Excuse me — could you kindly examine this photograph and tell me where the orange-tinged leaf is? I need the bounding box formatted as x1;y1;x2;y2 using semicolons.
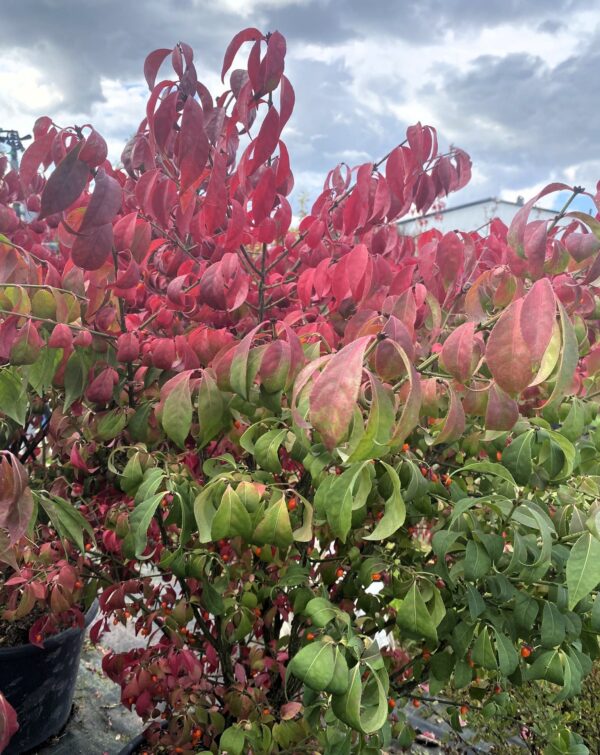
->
309;336;371;450
520;279;555;364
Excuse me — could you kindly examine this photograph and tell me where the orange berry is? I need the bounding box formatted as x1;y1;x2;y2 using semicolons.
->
306;632;315;641
496;451;502;461
520;645;532;658
34;633;43;643
85;543;92;551
494;684;501;694
222;553;230;562
402;443;410;452
420;466;428;477
460;704;469;716
253;607;261;617
74;580;84;589
388;697;396;708
431;473;439;483
422;649;431;661
371;572;382;582
336;567;344;578
253;546;262;556
287;498;297;511
443;474;452;487
412;699;421;708
263;708;270;715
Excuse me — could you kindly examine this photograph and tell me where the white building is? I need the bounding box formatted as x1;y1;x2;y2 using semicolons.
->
398;197;557;236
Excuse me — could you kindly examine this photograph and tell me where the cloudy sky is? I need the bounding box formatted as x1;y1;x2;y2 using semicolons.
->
1;0;598;214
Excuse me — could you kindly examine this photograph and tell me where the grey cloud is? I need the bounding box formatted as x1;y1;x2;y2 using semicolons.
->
420;40;600;197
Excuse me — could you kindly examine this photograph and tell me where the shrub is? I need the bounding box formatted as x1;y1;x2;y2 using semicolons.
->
1;27;600;754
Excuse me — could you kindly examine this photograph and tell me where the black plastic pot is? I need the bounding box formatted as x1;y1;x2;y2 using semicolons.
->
0;600;98;754
118;731;146;755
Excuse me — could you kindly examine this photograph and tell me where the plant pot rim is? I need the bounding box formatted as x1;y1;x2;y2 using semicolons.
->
0;598;98;659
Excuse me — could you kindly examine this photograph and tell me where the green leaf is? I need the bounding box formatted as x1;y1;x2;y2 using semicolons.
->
128;492;165;558
162;373;193;448
39;495;94;552
194;487;218;543
471;626;497;670
219;726;245;755
120;453;145;496
493;630;519;676
28;347;62;396
560;399;585;442
464;541;492;581
304;597;339;628
331;662;389;735
198;370;227;447
288;640;336;691
0;368;27;424
315;463;371;543
346;374;394;462
460;461;517;489
364;462;405;540
63;351;88;412
523;649;564;685
566;532;600;610
502;430;534;485
254;428;288;473
96;409;128;441
325;648;350;695
211;485;252;541
252;494;293;549
541;602;566;648
396;582;438;643
541;428;577;480
542;300;579;411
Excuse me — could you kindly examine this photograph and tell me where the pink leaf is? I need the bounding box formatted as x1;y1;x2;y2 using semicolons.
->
440;322;478;384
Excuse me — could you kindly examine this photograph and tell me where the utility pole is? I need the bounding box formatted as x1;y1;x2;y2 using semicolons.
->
0;128;31;170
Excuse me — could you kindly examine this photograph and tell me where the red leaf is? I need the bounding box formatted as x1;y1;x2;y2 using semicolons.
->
39;143;89;219
0;692;19;752
259;30;286;95
485;382;519;431
507;182;571;257
221;27;263;82
523;220;548;279
440;321;479;383
309;336;371;450
520;279;555;364
279;75;295;129
79;128;108;168
433;384;465;445
144;48;172;89
71;169;121;270
178;96;209;194
80;169;122;231
485;299;533;394
251;107;281;171
202;151;228;234
0;451;34;545
19;131;55;188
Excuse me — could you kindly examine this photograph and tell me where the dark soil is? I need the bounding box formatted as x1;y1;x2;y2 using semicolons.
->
0;605;46;648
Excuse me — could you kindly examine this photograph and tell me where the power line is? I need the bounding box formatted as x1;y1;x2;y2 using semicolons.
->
0;128;32;170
